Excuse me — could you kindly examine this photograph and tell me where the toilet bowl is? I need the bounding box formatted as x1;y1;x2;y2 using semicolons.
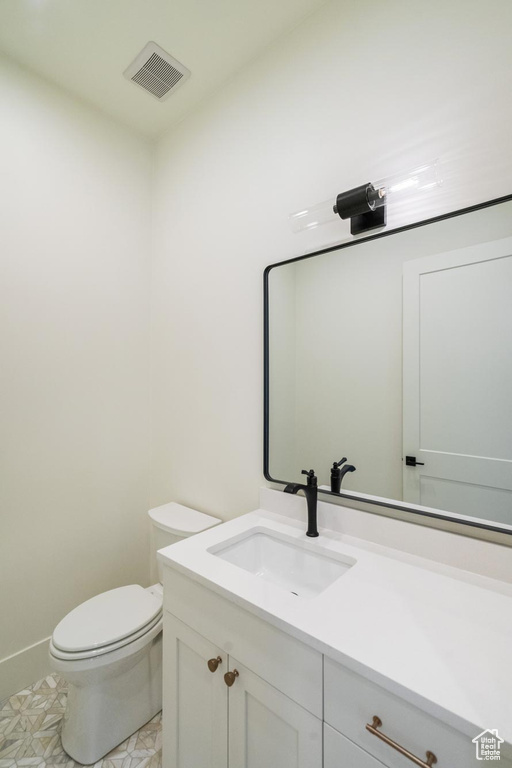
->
49;503;220;765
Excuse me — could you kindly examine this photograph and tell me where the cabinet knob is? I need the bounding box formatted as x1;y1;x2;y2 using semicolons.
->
207;656;222;673
224;669;239;687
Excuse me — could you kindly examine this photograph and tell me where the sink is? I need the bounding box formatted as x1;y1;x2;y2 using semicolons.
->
208;528;355;598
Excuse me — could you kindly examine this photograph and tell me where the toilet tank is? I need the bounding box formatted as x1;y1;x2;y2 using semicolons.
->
148;502;221;583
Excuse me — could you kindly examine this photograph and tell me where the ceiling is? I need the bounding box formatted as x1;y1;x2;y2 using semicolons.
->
0;0;327;138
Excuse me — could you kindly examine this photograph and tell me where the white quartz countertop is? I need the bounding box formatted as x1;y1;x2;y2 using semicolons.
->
158;504;512;747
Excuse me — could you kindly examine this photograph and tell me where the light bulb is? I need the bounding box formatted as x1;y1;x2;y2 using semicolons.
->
370;160;442;209
289;198;337;234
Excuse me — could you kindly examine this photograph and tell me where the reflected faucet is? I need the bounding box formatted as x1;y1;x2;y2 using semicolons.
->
284;469;318;537
330;458;356;493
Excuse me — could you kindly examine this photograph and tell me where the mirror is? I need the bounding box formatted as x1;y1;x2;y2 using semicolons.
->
264;196;512;534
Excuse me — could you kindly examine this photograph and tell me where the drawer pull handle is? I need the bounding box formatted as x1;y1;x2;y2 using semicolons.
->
224;669;239;687
366;715;437;768
207;656;222;673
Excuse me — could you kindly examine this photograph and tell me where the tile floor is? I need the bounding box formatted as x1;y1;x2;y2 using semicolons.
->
0;675;161;768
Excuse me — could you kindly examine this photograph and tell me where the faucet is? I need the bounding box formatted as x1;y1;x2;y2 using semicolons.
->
330;458;356;493
284;469;319;537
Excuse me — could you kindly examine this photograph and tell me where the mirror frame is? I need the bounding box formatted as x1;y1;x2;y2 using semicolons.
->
264;193;512;536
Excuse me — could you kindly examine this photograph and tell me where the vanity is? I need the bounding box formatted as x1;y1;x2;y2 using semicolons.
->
159;195;512;767
159;488;512;768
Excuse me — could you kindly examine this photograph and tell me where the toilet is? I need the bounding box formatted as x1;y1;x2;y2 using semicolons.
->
49;502;220;765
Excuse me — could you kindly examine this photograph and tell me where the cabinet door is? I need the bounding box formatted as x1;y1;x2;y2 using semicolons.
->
163;613;228;768
324;723;386;768
227;658;322;768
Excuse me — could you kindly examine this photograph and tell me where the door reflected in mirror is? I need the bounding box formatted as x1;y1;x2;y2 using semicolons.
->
265;196;512;533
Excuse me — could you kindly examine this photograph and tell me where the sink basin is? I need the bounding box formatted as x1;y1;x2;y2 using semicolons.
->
208;529;355;598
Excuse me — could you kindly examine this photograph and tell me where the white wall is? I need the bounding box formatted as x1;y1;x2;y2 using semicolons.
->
0;57;152;699
151;0;512;519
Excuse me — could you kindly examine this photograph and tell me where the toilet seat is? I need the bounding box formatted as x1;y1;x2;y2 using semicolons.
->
49;612;163;661
51;585;162;660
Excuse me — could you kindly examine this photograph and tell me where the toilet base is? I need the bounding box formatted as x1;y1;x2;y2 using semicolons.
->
58;632;162;765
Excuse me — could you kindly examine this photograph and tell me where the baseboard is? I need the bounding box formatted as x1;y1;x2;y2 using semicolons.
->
0;636;53;702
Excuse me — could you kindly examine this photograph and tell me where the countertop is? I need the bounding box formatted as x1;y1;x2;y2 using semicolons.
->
158;503;512;748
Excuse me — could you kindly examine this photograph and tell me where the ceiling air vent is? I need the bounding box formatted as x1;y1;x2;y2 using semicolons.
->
123;42;191;102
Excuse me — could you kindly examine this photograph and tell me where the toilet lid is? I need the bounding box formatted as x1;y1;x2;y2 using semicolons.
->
52;585;162;653
148;502;221;535
49;612;162;661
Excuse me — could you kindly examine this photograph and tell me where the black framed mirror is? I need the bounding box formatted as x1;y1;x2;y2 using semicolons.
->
264;195;512;535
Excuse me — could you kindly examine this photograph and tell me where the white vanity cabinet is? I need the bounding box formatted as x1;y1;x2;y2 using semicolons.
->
162;568;323;768
162;564;511;768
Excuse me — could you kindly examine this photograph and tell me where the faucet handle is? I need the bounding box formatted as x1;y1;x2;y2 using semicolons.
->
301;469;317;486
333;458;347;468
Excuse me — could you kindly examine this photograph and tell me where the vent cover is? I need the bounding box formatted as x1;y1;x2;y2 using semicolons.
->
124;42;190;102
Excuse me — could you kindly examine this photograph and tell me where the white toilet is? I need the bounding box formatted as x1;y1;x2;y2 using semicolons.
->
49;502;220;765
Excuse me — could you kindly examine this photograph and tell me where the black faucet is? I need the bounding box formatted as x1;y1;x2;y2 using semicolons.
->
284;469;319;537
330;458;356;493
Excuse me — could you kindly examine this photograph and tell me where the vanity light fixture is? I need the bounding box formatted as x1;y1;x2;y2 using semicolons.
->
290;160;442;236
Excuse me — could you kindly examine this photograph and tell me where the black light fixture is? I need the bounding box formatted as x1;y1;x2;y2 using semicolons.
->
290;160;441;236
332;182;387;235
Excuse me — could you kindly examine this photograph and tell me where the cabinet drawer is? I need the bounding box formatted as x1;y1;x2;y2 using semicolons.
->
325;723;386;768
324;657;489;768
163;566;322;717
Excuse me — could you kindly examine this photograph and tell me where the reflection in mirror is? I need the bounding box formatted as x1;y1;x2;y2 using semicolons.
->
265;197;512;531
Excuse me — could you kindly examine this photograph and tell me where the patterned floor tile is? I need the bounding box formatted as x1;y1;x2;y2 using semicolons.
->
0;676;161;768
